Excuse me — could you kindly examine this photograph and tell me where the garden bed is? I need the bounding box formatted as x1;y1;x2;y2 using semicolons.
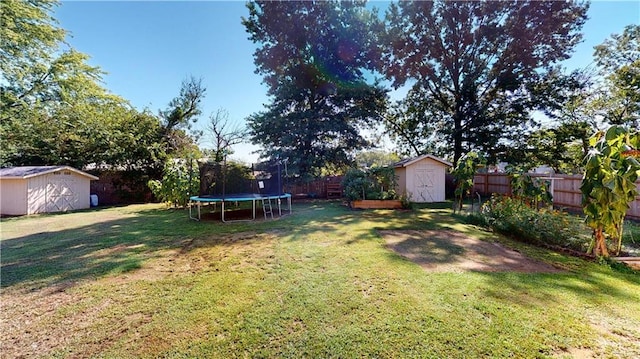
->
351;199;403;209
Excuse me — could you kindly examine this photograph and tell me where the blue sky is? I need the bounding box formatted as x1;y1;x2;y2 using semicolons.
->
55;1;640;163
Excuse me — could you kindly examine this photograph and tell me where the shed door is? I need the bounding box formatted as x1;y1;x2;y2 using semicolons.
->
46;172;78;212
414;168;436;202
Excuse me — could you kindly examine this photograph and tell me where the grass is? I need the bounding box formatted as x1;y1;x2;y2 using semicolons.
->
1;201;639;358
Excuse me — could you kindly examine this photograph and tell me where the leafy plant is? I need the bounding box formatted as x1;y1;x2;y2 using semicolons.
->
476;195;590;252
581;126;640;257
148;157;200;208
509;172;553;210
342;167;398;202
452;151;484;212
400;192;414;210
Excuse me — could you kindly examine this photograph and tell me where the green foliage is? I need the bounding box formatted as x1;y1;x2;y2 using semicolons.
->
476;195;590;251
0;0;115;121
581;126;640;257
594;24;640;127
452;151;484;212
243;1;388;178
381;0;589;164
1;100;166;170
148;158;200;208
509;171;553;210
510;119;592;175
399;192;414;210
342;167;398;201
354;150;400;169
159;76;206;155
0;0;177;172
198;160;253;196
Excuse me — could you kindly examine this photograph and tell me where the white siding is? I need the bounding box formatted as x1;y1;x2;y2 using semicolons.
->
27;171;91;214
0;179;28;215
395;157;448;203
395;167;407;197
27;174;48;214
1;166;95;216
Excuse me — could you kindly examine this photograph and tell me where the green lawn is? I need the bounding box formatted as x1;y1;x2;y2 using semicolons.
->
1;201;639;358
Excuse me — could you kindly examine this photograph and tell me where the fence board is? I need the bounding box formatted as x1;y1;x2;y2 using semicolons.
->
286;176;343;199
473;173;640;220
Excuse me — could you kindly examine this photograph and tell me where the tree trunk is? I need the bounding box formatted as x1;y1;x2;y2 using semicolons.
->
453;114;463;167
592;227;609;257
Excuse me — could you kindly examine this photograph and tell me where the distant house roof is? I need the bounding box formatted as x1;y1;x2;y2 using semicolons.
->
393;154;453;168
0;166;99;180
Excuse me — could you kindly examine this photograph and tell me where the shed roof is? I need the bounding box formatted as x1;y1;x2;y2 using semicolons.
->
0;166;99;180
393;154;452;168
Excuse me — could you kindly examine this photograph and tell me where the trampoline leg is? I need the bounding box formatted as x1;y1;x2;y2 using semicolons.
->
189;201;200;221
278;198;282;216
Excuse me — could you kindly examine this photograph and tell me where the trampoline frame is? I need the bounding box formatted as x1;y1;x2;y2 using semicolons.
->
189;193;292;222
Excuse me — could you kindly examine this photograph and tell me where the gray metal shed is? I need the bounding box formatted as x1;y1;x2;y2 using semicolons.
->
0;166;99;215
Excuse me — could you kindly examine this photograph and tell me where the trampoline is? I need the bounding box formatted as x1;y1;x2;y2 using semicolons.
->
189;193;292;222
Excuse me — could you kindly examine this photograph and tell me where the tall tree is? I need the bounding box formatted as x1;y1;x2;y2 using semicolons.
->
0;0;148;168
381;0;588;165
204;109;248;162
593;24;640;128
1;0;110;120
243;0;387;178
354;149;400;169
505;69;596;173
158;76;206;157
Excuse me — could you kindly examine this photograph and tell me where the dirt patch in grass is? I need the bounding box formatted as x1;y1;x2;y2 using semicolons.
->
0;230;279;359
381;230;563;273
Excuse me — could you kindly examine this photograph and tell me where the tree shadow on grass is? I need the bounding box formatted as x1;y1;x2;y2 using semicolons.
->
477;264;640;308
369;207;640;307
381;227;640;306
0;208;233;291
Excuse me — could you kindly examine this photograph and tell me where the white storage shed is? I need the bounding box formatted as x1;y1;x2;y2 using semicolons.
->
393;154;452;203
0;166;98;215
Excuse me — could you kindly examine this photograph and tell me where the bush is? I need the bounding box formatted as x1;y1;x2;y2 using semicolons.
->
400;192;414;210
342;167;398;202
148;158;200;208
472;195;590;252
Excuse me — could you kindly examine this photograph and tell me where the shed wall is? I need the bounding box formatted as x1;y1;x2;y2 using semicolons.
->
395;167;407;196
0;179;28;215
27;171;91;214
396;158;447;203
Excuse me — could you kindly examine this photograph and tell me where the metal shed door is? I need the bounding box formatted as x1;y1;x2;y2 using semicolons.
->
414;168;436;202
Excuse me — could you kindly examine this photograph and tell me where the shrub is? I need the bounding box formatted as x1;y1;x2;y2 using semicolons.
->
400;192;414;210
342;167;398;202
473;195;590;252
148;158;200;208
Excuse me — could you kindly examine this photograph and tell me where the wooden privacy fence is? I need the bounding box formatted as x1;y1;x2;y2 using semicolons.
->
286;176;344;199
473;173;640;220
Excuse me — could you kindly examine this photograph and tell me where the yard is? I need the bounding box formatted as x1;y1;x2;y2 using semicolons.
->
1;201;639;358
